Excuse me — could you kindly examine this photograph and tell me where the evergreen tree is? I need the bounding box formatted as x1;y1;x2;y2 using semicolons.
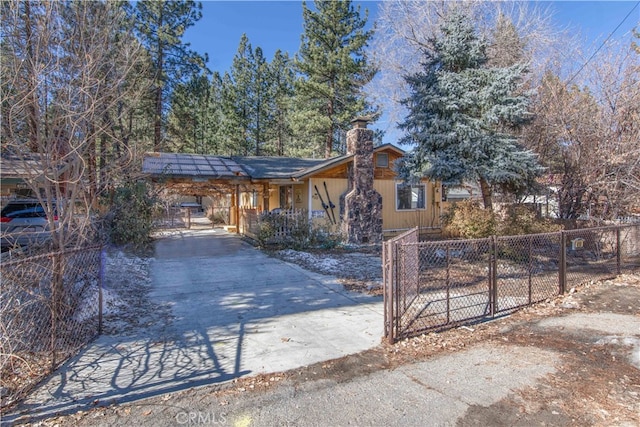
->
294;0;377;158
269;50;295;156
398;10;541;209
252;47;271;155
167;72;217;154
225;34;254;155
221;35;290;156
219;71;246;155
134;0;206;151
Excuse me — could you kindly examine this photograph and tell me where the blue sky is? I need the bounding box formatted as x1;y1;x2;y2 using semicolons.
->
182;1;639;145
185;1;640;73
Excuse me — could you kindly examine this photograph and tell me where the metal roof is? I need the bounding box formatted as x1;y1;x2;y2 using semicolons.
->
142;153;247;179
233;156;327;180
142;144;406;182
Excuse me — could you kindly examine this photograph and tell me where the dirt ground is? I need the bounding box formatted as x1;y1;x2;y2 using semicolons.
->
271;246;384;295
15;244;640;426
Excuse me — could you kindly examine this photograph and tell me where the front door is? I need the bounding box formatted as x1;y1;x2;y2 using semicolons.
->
279;185;293;210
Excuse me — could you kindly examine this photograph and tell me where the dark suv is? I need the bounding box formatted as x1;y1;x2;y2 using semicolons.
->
0;199;58;252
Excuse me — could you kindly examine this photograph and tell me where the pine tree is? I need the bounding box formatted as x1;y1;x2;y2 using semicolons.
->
399;10;541;209
221;35;291;156
134;0;206;151
225;34;254;155
269;50;295;156
294;0;377;158
167;72;216;154
252;47;271;155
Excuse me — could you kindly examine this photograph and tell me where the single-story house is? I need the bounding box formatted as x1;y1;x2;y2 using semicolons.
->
142;119;443;242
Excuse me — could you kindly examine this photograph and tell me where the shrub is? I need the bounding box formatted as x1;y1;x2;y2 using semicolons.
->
441;200;496;239
497;204;562;236
106;180;157;247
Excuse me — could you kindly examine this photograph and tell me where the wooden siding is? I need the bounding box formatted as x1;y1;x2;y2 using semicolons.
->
374;180;441;231
235;144;442;231
313;162;349;179
309;177;347;224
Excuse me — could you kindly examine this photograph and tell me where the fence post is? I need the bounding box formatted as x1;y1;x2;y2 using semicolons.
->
616;227;621;275
99;247;105;335
446;242;451;323
528;234;533;305
559;231;566;294
384;241;395;345
490;236;497;317
393;240;400;342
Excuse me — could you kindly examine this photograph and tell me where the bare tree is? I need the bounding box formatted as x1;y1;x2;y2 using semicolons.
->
585;35;640;217
1;1;148;251
523;33;639;219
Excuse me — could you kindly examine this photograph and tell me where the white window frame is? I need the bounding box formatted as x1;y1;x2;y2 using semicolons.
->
396;182;426;211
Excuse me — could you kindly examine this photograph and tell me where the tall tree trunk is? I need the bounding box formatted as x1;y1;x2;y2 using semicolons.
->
325;100;334;159
154;84;162;151
153;8;164;151
277;117;283;156
479;177;493;210
24;1;40;152
88;124;97;203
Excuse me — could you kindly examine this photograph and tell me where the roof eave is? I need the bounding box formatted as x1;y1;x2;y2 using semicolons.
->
292;155;353;180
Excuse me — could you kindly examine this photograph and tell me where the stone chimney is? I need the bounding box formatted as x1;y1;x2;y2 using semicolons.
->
340;117;383;244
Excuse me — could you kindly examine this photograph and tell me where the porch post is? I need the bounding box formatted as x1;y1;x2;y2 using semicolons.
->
263;183;270;212
235;184;240;234
308;179;313;220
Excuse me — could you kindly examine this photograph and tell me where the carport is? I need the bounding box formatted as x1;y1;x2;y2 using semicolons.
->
142;152;256;233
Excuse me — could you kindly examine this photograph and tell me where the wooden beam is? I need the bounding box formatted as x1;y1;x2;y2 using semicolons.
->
263;183;270;212
235;184;240;234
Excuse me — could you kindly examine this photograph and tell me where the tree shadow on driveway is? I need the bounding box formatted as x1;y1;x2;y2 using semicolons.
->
8;230;383;423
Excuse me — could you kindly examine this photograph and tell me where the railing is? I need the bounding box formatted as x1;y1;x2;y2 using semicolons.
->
383;224;639;344
0;246;104;410
242;209;309;244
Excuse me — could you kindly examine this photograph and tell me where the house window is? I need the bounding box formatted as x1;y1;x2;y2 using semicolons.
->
376;153;389;168
396;183;426;210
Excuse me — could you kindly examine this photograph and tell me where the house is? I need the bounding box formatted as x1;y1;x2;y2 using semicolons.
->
142;119;442;242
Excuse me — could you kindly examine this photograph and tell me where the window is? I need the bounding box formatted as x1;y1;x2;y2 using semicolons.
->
376;153;389;168
396;183;425;210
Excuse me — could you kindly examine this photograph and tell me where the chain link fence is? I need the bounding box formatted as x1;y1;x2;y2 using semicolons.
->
0;246;103;409
384;224;640;343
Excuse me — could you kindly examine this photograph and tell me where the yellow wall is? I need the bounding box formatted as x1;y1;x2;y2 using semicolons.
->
307;177;441;231
374;180;441;231
308;178;347;225
237;167;442;232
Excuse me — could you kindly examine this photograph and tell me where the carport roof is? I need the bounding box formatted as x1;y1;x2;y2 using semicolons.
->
143;152;330;181
142;153;248;179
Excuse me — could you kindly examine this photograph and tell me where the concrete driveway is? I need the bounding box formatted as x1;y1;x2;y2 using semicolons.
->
8;229;383;422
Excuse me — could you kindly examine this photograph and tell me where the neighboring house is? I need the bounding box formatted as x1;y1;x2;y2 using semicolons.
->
142;119;443;241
